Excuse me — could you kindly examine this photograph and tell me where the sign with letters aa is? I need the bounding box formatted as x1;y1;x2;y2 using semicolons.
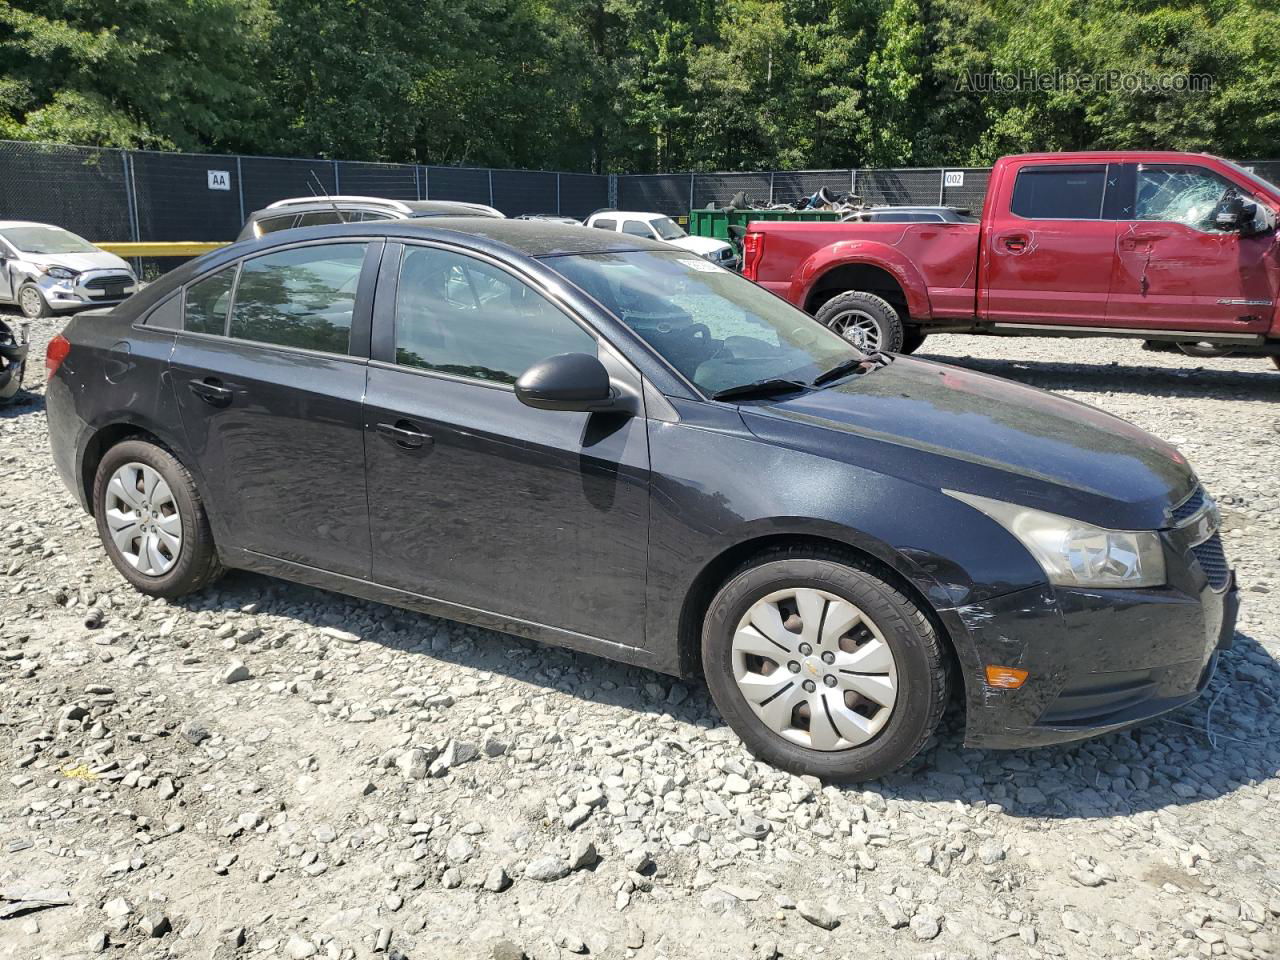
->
207;170;231;191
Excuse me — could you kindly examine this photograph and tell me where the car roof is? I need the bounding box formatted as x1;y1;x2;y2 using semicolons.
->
589;211;669;221
0;220;73;230
245;199;499;220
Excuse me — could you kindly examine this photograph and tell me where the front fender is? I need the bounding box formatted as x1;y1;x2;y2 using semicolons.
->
793;240;933;320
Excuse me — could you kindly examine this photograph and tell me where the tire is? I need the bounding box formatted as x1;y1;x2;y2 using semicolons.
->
814;291;904;354
702;547;948;781
93;439;223;598
18;283;50;319
899;326;927;354
1269;356;1279;372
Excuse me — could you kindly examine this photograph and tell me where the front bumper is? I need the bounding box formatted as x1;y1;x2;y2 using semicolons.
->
0;327;29;396
39;271;138;312
958;568;1237;750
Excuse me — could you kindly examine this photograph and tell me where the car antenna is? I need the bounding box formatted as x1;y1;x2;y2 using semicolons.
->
308;171;348;223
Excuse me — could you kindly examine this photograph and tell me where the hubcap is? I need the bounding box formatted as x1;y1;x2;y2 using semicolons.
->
731;587;899;751
103;462;182;576
826;309;882;352
20;288;42;317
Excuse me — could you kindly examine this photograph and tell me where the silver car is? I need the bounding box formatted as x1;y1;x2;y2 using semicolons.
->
0;221;139;318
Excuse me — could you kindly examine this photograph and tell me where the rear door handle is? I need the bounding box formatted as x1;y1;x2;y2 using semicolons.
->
376;420;432;450
1001;234;1028;252
188;377;233;407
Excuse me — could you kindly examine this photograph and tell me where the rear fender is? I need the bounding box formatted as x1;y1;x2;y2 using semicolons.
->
794;241;933;320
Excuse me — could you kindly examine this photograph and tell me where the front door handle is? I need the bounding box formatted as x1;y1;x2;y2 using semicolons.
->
188;377;233;407
376;420;432;450
1120;232;1163;250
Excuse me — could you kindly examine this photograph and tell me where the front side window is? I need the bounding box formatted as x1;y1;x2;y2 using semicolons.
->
1010;166;1107;220
622;220;654;238
228;243;366;353
1135;165;1239;232
545;251;857;395
0;225;98;254
394;246;596;385
184;266;237;335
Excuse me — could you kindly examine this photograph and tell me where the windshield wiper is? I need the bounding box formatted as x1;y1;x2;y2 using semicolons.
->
711;378;809;402
810;352;892;387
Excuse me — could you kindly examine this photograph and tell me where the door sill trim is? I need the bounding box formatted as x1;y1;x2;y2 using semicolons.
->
989;323;1263;343
233;548;672;675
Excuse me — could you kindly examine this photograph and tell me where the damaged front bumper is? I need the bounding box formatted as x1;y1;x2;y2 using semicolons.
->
955;570;1237;750
0;320;29;398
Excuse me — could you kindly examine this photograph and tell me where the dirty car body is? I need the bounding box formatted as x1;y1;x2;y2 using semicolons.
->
45;218;1237;753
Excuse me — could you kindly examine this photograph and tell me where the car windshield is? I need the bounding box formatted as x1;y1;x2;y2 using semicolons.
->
0;225;98;255
651;217;687;240
545;251;861;396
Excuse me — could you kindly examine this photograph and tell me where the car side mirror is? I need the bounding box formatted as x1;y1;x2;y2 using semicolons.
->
1215;196;1257;231
515;353;627;413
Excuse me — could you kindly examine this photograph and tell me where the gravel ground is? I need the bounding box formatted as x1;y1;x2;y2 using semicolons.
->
2;314;1278;960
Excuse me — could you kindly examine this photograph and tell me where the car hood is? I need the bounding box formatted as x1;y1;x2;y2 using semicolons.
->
24;251;131;273
667;235;730;256
740;356;1195;529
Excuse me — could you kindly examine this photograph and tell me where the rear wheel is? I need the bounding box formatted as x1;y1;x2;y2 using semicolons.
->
93;439;223;597
814;291;904;354
702;548;948;781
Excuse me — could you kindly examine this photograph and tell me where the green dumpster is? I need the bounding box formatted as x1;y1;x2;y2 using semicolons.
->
688;208;843;250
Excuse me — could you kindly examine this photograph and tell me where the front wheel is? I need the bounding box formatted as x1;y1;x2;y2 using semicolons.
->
93;439;223;597
702;549;949;781
18;283;50;319
814;291;904;354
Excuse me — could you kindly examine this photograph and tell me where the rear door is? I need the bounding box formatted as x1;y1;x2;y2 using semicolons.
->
169;239;381;578
363;241;651;646
982;162;1119;326
1107;162;1277;333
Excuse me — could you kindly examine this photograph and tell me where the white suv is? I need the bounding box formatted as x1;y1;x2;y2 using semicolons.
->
586;211;738;268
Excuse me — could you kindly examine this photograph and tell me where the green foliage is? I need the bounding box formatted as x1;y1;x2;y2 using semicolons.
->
0;0;1275;170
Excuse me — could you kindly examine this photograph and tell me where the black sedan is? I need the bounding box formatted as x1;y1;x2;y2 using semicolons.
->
44;219;1237;781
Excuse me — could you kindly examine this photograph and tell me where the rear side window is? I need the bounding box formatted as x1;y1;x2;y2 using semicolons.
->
593;218;616;231
228;243;367;353
184;266;237;335
622;220;653;237
1010;166;1107;219
295;210;351;227
253;215;298;236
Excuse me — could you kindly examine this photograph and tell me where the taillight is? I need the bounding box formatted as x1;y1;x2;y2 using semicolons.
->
742;232;764;281
45;334;70;380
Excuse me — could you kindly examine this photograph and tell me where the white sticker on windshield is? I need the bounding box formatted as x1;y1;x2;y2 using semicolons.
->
677;257;722;273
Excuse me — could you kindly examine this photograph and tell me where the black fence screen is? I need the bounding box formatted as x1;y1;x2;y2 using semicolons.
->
0;140;1276;271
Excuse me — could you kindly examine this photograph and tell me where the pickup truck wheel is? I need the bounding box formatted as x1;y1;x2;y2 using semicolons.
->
814;291;904;354
900;327;927;354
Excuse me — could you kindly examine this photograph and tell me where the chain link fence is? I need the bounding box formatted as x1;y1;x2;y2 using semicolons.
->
0;140;1276;261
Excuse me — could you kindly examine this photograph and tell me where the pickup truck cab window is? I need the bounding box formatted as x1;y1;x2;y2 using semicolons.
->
1135;164;1239;233
1010;165;1107;220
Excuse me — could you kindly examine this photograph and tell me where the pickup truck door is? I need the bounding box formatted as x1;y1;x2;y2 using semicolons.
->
1107;162;1277;334
981;162;1118;326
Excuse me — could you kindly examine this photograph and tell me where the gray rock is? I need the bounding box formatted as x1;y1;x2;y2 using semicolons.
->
483;866;510;892
181;722;210;745
137;914;171;938
978;841;1005;864
738;815;771;840
797;899;839;930
220;660;251;684
285;935;318;959
445;835;476;864
563;804;592;830
567;839;597;870
524;856;570;882
491;941;526;960
441;868;462;889
879;898;909;929
396;748;431;780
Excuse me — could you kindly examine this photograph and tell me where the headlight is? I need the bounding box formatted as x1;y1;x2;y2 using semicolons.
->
946;491;1166;588
42;266;78;280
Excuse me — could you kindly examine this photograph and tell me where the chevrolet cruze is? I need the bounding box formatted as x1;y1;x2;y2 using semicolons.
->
44;219;1237;780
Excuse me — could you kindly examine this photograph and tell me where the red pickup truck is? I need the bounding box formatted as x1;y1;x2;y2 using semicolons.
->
742;151;1280;366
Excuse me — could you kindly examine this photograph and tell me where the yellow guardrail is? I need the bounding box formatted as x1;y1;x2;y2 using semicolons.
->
94;242;229;257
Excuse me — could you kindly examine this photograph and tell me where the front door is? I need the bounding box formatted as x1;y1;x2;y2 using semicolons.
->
169;240;380;578
364;242;651;647
1107;163;1277;333
982;162;1118;326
